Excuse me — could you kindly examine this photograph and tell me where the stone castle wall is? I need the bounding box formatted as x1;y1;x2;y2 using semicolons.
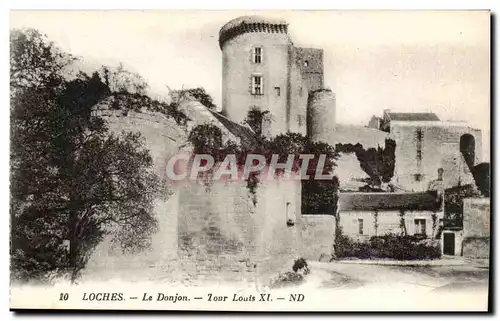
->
85;105;186;274
177;176;303;284
462;197;490;258
299;215;336;260
390;123;482;192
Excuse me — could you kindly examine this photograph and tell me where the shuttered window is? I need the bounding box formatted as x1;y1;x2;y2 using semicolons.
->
414;219;426;236
251;76;263;95
252;47;262;64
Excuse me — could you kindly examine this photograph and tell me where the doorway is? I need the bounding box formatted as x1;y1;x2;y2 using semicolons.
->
443;232;455;255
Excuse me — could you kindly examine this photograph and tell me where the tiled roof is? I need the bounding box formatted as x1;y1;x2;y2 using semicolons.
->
207;109;259;148
387;112;440;121
339;191;442;212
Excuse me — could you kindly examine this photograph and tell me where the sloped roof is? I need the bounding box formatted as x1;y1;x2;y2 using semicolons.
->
207;109;259;148
387;112;440;121
339;191;442;212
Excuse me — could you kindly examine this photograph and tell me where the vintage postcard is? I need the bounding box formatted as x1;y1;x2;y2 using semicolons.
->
9;10;491;311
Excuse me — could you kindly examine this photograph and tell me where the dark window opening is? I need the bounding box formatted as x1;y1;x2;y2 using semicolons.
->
358;219;364;235
253;47;262;64
252;76;263;95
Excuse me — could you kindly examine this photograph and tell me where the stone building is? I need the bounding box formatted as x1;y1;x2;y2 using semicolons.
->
373;110;482;192
219;15;335;138
462;197;490;258
337;192;443;241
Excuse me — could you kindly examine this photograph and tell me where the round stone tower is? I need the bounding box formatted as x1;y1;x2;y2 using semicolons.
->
307;89;336;143
219;16;292;136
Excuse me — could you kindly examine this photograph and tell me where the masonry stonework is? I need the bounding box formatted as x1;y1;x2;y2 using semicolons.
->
177;177;303;283
219;16;330;138
389;122;482;192
462;197;490;258
299;215;336;260
86;104;186;273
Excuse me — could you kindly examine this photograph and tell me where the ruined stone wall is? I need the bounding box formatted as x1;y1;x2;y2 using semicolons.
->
177;176;303;284
85;105;186;273
293;47;324;93
463;197;490;258
390;123;482;192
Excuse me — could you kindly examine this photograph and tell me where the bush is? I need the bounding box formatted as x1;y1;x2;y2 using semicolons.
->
292;258;309;274
270;272;305;288
269;258;310;288
335;233;441;260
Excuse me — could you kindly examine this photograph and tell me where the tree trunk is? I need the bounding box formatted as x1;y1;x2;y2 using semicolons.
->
69;211;79;284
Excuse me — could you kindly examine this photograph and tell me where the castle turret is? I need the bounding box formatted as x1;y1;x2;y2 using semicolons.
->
307;89;336;143
219;16;292;137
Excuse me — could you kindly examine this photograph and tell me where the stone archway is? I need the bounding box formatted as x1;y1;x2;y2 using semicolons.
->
460;134;475;169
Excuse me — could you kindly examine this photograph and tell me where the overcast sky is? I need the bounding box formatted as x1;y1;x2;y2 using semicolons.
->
10;10;490;159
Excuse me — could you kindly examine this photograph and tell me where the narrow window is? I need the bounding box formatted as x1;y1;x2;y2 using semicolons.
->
274;87;280;96
299;86;303;97
414;219;426;236
415;127;423;180
416;128;423;161
252;76;263;95
286;202;295;226
297;115;303;127
358;219;364;235
253;47;262;64
304;60;309;67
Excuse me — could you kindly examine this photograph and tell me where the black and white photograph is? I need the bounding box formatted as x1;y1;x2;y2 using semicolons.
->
8;10;491;311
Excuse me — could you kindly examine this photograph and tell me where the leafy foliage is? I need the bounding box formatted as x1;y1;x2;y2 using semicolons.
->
181;87;216;109
334;232;441;260
170;87;216;110
188;124;224;154
335;139;396;190
471;162;490;197
443;184;482;229
108;92;189;126
187;125;339;208
99;63;148;95
269;258;310;288
10;28;160;282
244;108;269;135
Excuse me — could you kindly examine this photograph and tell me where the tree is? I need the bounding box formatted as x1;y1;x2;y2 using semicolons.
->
335;139;396;191
244;108;269;135
10;29;160;282
99;62;148;95
10;28;75;97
